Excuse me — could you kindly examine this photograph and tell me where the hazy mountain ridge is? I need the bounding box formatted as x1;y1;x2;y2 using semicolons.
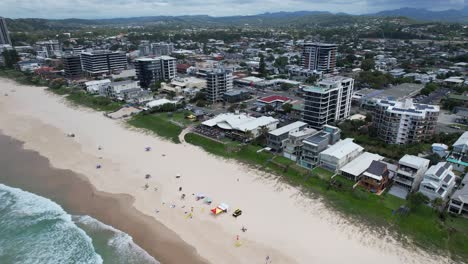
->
4;8;467;32
373;7;468;23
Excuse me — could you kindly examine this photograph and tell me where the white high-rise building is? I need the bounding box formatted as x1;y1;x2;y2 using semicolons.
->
205;68;233;104
80;50;127;75
372;99;439;145
302;43;337;73
302;76;354;129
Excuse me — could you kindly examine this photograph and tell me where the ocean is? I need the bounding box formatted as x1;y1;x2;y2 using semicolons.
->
0;184;159;264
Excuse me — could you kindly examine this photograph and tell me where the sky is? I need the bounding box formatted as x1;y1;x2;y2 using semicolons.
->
0;0;466;19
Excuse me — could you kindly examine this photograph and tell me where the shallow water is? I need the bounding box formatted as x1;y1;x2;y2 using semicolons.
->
0;184;158;264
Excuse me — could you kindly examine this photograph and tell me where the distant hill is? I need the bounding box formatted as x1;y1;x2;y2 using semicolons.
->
5;8;467;32
373;7;468;23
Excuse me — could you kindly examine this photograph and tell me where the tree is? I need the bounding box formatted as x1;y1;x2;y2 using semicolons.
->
282;103;293;113
360;58;375;71
305;75;318;85
407;192;429;210
273;56;288;70
420;82;439;96
259;54;267;77
2;49;19;68
151;81;162;92
266;54;275;62
264;104;274;112
280;83;293;91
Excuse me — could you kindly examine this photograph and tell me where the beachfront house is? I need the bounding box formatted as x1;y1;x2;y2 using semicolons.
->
391;155;430;198
105;80;142;101
418;162;456;201
267;121;308;153
448;174;468;216
318;138;364;172
84;79;111;95
283;128;317;162
448;131;468;172
359;160;390;194
339;152;385;182
298;126;341;169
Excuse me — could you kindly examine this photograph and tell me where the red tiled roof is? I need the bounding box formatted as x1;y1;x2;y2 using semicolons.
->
258;95;291;104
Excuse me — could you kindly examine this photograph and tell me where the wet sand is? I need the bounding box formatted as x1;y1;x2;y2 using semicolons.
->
0;133;209;264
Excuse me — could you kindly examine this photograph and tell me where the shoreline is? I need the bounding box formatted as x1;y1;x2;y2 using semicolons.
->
0;77;454;264
0;132;209;264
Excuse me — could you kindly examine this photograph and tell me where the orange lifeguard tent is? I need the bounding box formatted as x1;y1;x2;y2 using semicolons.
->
211;203;229;215
211;207;224;215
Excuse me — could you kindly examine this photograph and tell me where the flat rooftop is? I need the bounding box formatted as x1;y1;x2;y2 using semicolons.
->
268;121;307;136
320;138;364;160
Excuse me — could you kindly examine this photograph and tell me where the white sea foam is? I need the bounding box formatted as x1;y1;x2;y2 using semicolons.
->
0;184;103;264
74;215;160;264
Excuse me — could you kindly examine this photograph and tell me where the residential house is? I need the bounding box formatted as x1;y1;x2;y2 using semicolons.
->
448;174;468;216
340;152;385;182
283;128;317;162
267;121;308;152
359;160;390;193
418;162;456;201
394;155;430;192
318;138;364;172
448;131;468;172
85;79;111;95
298;125;341;169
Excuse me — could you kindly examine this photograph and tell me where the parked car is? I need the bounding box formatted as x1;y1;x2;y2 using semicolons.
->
232;209;242;218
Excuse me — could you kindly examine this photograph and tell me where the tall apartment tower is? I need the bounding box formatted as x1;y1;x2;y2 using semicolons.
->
63;55;82;78
372;99;439;145
80;51;127;75
302;43;337;73
0;17;11;45
160;56;176;80
151;42;174;56
302;76;354;129
205;68;233;104
135;56;176;88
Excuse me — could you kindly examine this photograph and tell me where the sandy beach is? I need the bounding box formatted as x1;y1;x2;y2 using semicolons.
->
0;132;208;264
0;78;453;264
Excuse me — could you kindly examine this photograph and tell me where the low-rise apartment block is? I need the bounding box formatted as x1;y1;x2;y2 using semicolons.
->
299;125;341;169
372;99;439;144
267;121;308;152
